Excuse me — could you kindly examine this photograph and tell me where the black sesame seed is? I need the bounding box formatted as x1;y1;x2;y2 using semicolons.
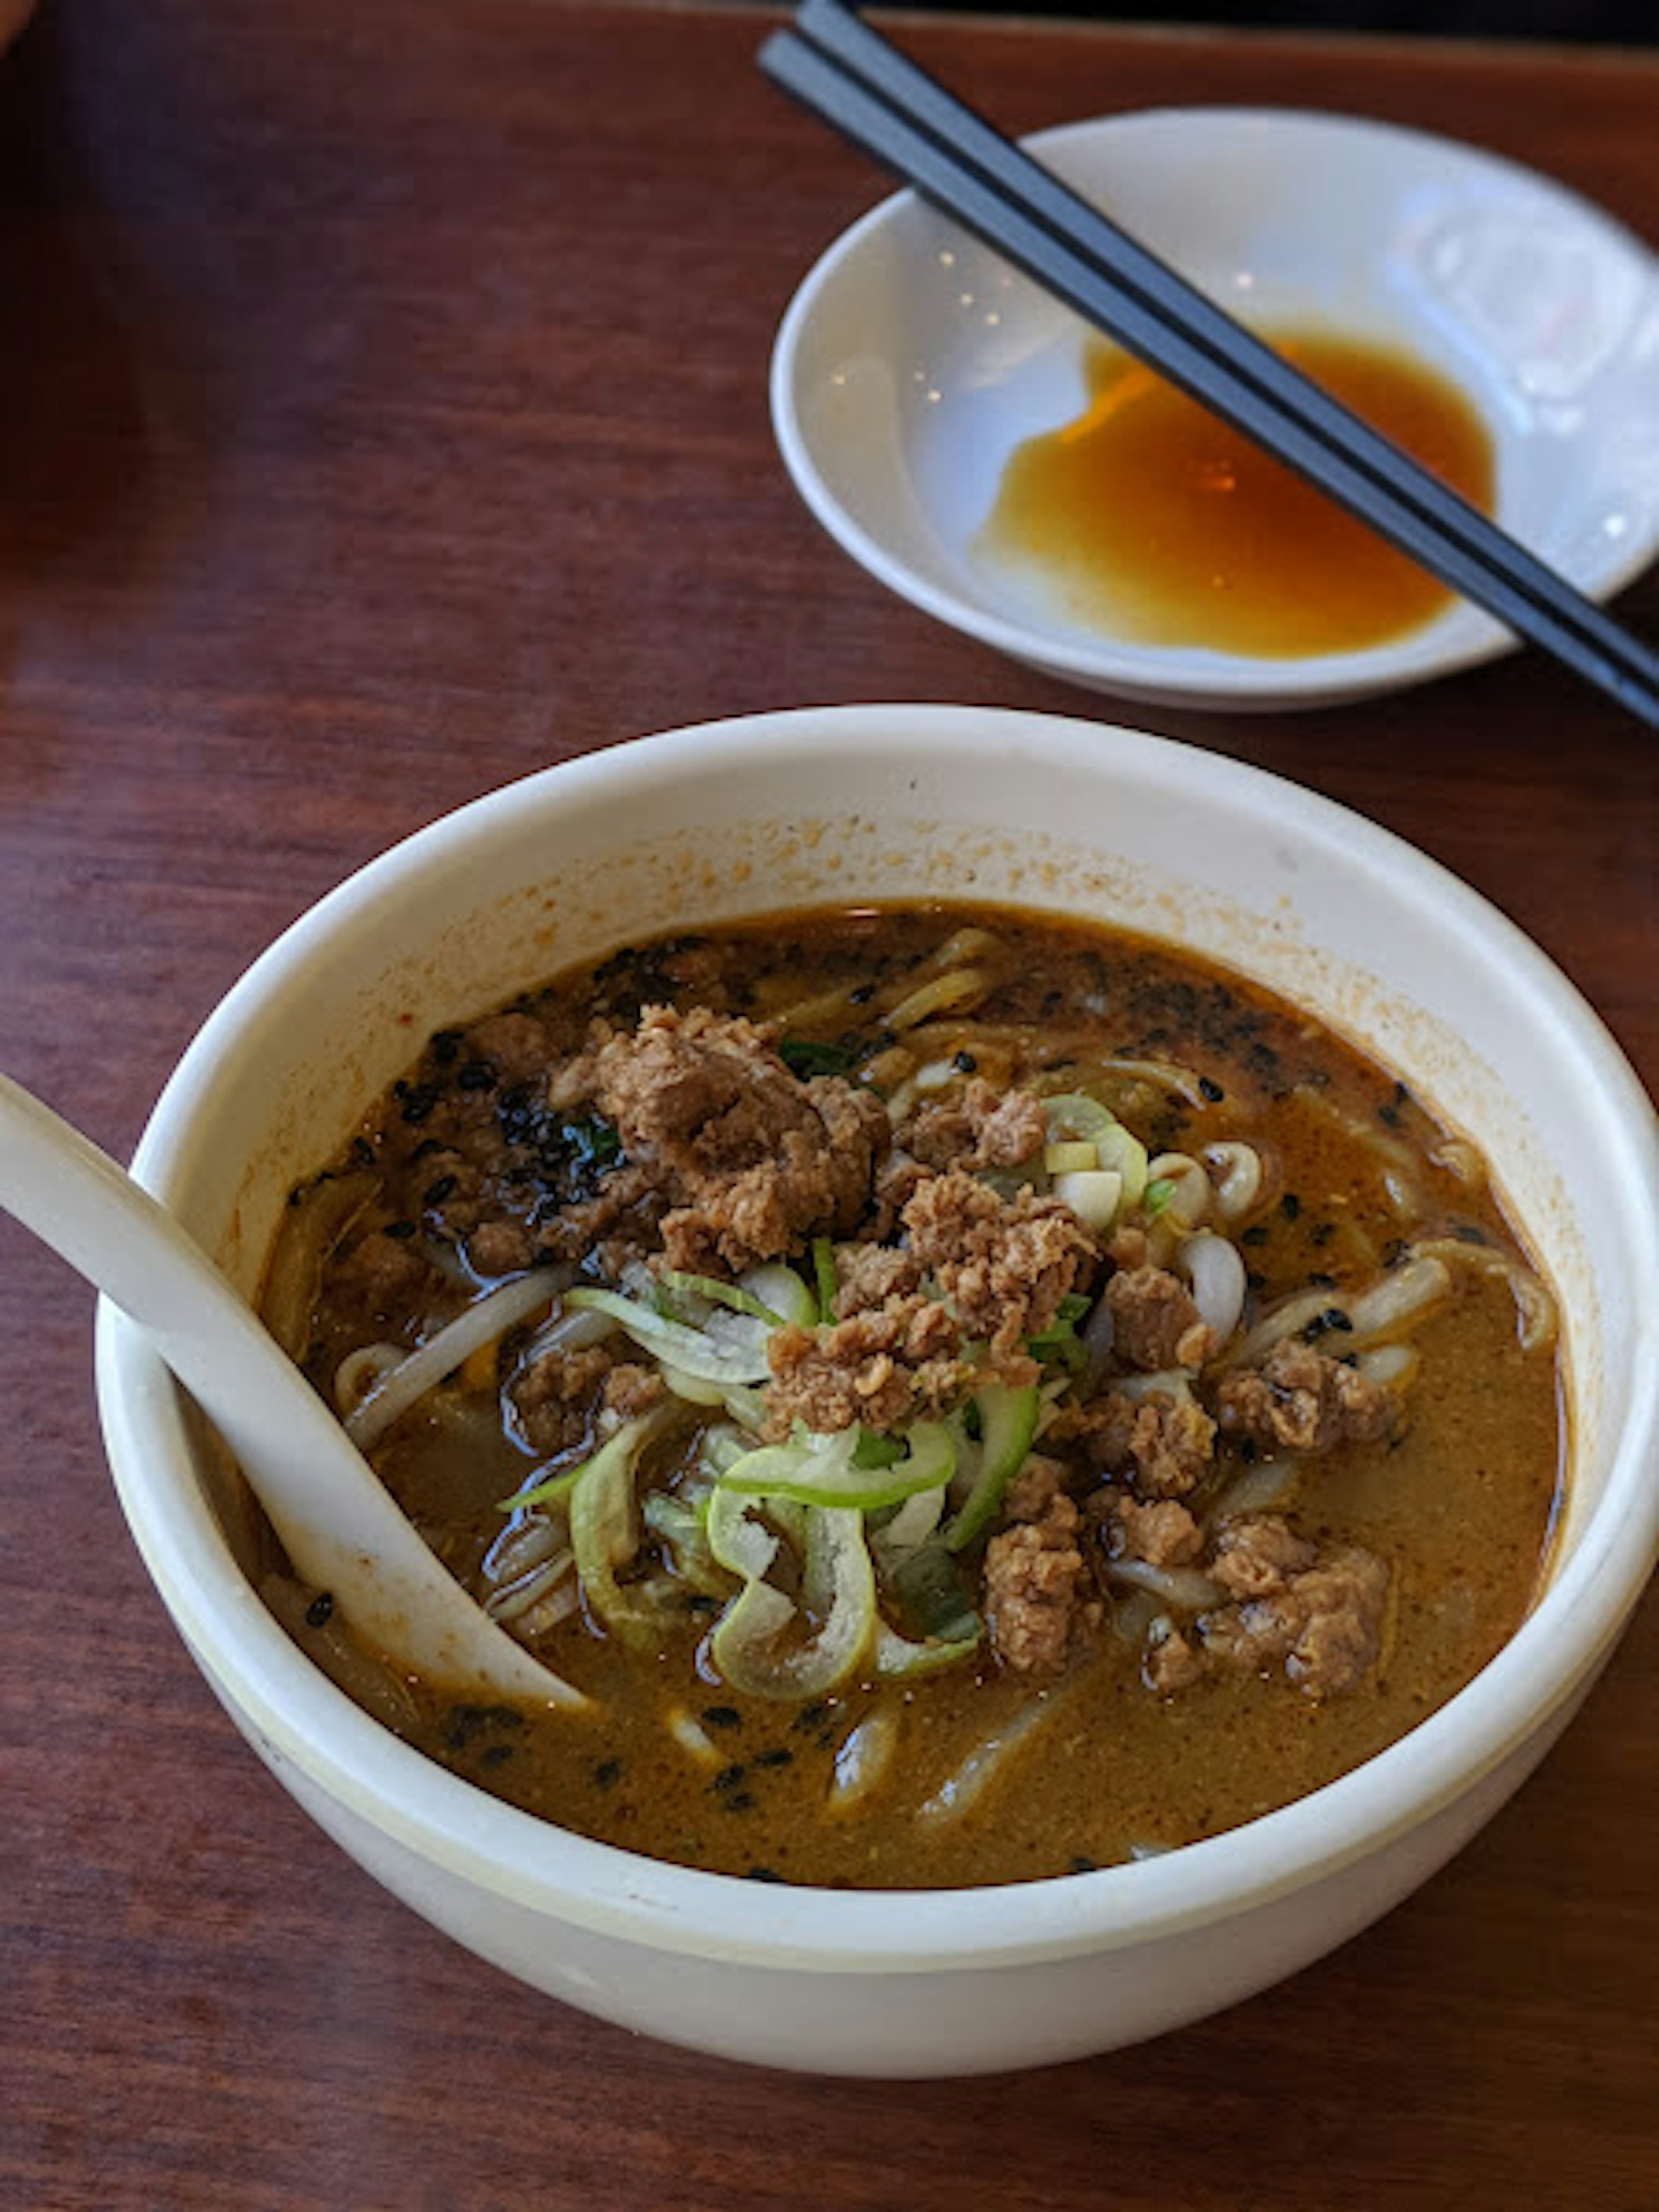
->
721;1792;756;1814
382;1219;417;1240
593;1758;623;1789
712;1764;749;1794
397;1083;439;1126
702;1706;742;1731
1454;1223;1490;1245
305;1592;334;1628
847;983;875;1006
1239;1224;1269;1247
1280;1192;1302;1221
431;1031;463;1065
753;1748;793;1770
457;1060;497;1091
423;1173;458;1207
746;1866;788;1883
792;1700;831;1733
1198;1075;1224;1103
953;1050;979;1073
1068;1854;1097;1875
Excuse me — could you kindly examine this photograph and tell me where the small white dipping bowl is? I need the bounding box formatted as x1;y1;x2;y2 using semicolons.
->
98;706;1658;2077
771;110;1659;711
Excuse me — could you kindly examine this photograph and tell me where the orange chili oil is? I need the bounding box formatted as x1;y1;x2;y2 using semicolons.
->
980;328;1495;658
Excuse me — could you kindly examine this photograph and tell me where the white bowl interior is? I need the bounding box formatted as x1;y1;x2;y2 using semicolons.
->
98;707;1659;2005
773;111;1659;709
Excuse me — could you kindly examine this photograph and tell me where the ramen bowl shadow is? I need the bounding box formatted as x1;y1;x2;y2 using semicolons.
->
98;706;1658;2077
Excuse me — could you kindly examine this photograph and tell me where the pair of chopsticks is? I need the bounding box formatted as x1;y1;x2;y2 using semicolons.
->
760;0;1659;729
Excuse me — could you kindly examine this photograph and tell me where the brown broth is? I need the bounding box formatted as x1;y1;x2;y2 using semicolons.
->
981;329;1495;657
267;905;1563;1889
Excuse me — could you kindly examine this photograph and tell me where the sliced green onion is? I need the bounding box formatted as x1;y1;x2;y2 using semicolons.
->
710;1505;877;1700
1095;1121;1150;1208
945;1383;1041;1553
720;1421;954;1511
874;1620;981;1679
852;1430;907;1470
642;1491;730;1599
1041;1093;1120;1145
497;1459;585;1514
567;1407;676;1648
1144;1176;1177;1218
1050;1166;1123;1231
564;1285;772;1384
706;1484;781;1583
811;1236;839;1324
738;1262;817;1331
886;1538;982;1644
1043;1139;1100;1176
658;1271;788;1326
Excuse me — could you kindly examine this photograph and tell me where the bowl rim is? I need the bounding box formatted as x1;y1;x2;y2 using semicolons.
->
97;704;1659;1973
769;105;1659;709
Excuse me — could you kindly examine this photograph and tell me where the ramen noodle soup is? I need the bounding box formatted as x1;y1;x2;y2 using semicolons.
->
261;905;1563;1889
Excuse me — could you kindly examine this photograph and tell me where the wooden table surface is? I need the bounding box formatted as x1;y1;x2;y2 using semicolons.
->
1;1;1654;2203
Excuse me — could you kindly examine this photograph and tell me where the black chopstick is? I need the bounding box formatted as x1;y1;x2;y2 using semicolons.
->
760;1;1659;728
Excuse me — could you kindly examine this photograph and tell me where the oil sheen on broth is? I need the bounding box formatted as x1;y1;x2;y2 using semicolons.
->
265;906;1561;1890
980;329;1494;658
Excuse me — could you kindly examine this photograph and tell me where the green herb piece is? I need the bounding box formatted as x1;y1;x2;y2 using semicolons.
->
812;1235;839;1324
779;1036;856;1079
658;1271;788;1327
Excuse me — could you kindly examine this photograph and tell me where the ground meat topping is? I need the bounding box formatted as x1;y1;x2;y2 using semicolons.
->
1199;1536;1390;1697
765;1304;968;1438
552;1004;889;1276
327;1228;433;1332
897;1079;1046;1173
1105;1265;1211;1372
1215;1338;1395;1454
600;1361;666;1424
510;1341;619;1459
1103;1493;1205;1569
899;1169;1098;1363
1143;1621;1206;1695
983;1465;1103;1677
1050;1388;1216;1498
1208;1513;1318;1599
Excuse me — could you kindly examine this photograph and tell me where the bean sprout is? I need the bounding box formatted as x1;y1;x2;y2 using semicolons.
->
345;1268;566;1451
829;1706;903;1811
1176;1231;1247;1346
1103;1558;1226;1612
1204;1141;1265;1222
333;1342;403;1417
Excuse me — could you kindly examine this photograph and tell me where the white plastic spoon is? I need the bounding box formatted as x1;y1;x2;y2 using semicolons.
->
0;1072;588;1708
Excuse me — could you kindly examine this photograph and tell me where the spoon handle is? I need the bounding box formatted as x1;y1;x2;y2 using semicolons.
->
0;1073;587;1707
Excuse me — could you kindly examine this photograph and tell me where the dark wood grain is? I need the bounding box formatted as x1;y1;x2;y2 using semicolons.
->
0;2;1653;2204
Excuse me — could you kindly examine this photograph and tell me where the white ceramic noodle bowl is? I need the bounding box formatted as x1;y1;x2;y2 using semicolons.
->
97;707;1659;2077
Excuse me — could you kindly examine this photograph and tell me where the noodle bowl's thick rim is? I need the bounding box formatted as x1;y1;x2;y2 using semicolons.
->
98;706;1659;1977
